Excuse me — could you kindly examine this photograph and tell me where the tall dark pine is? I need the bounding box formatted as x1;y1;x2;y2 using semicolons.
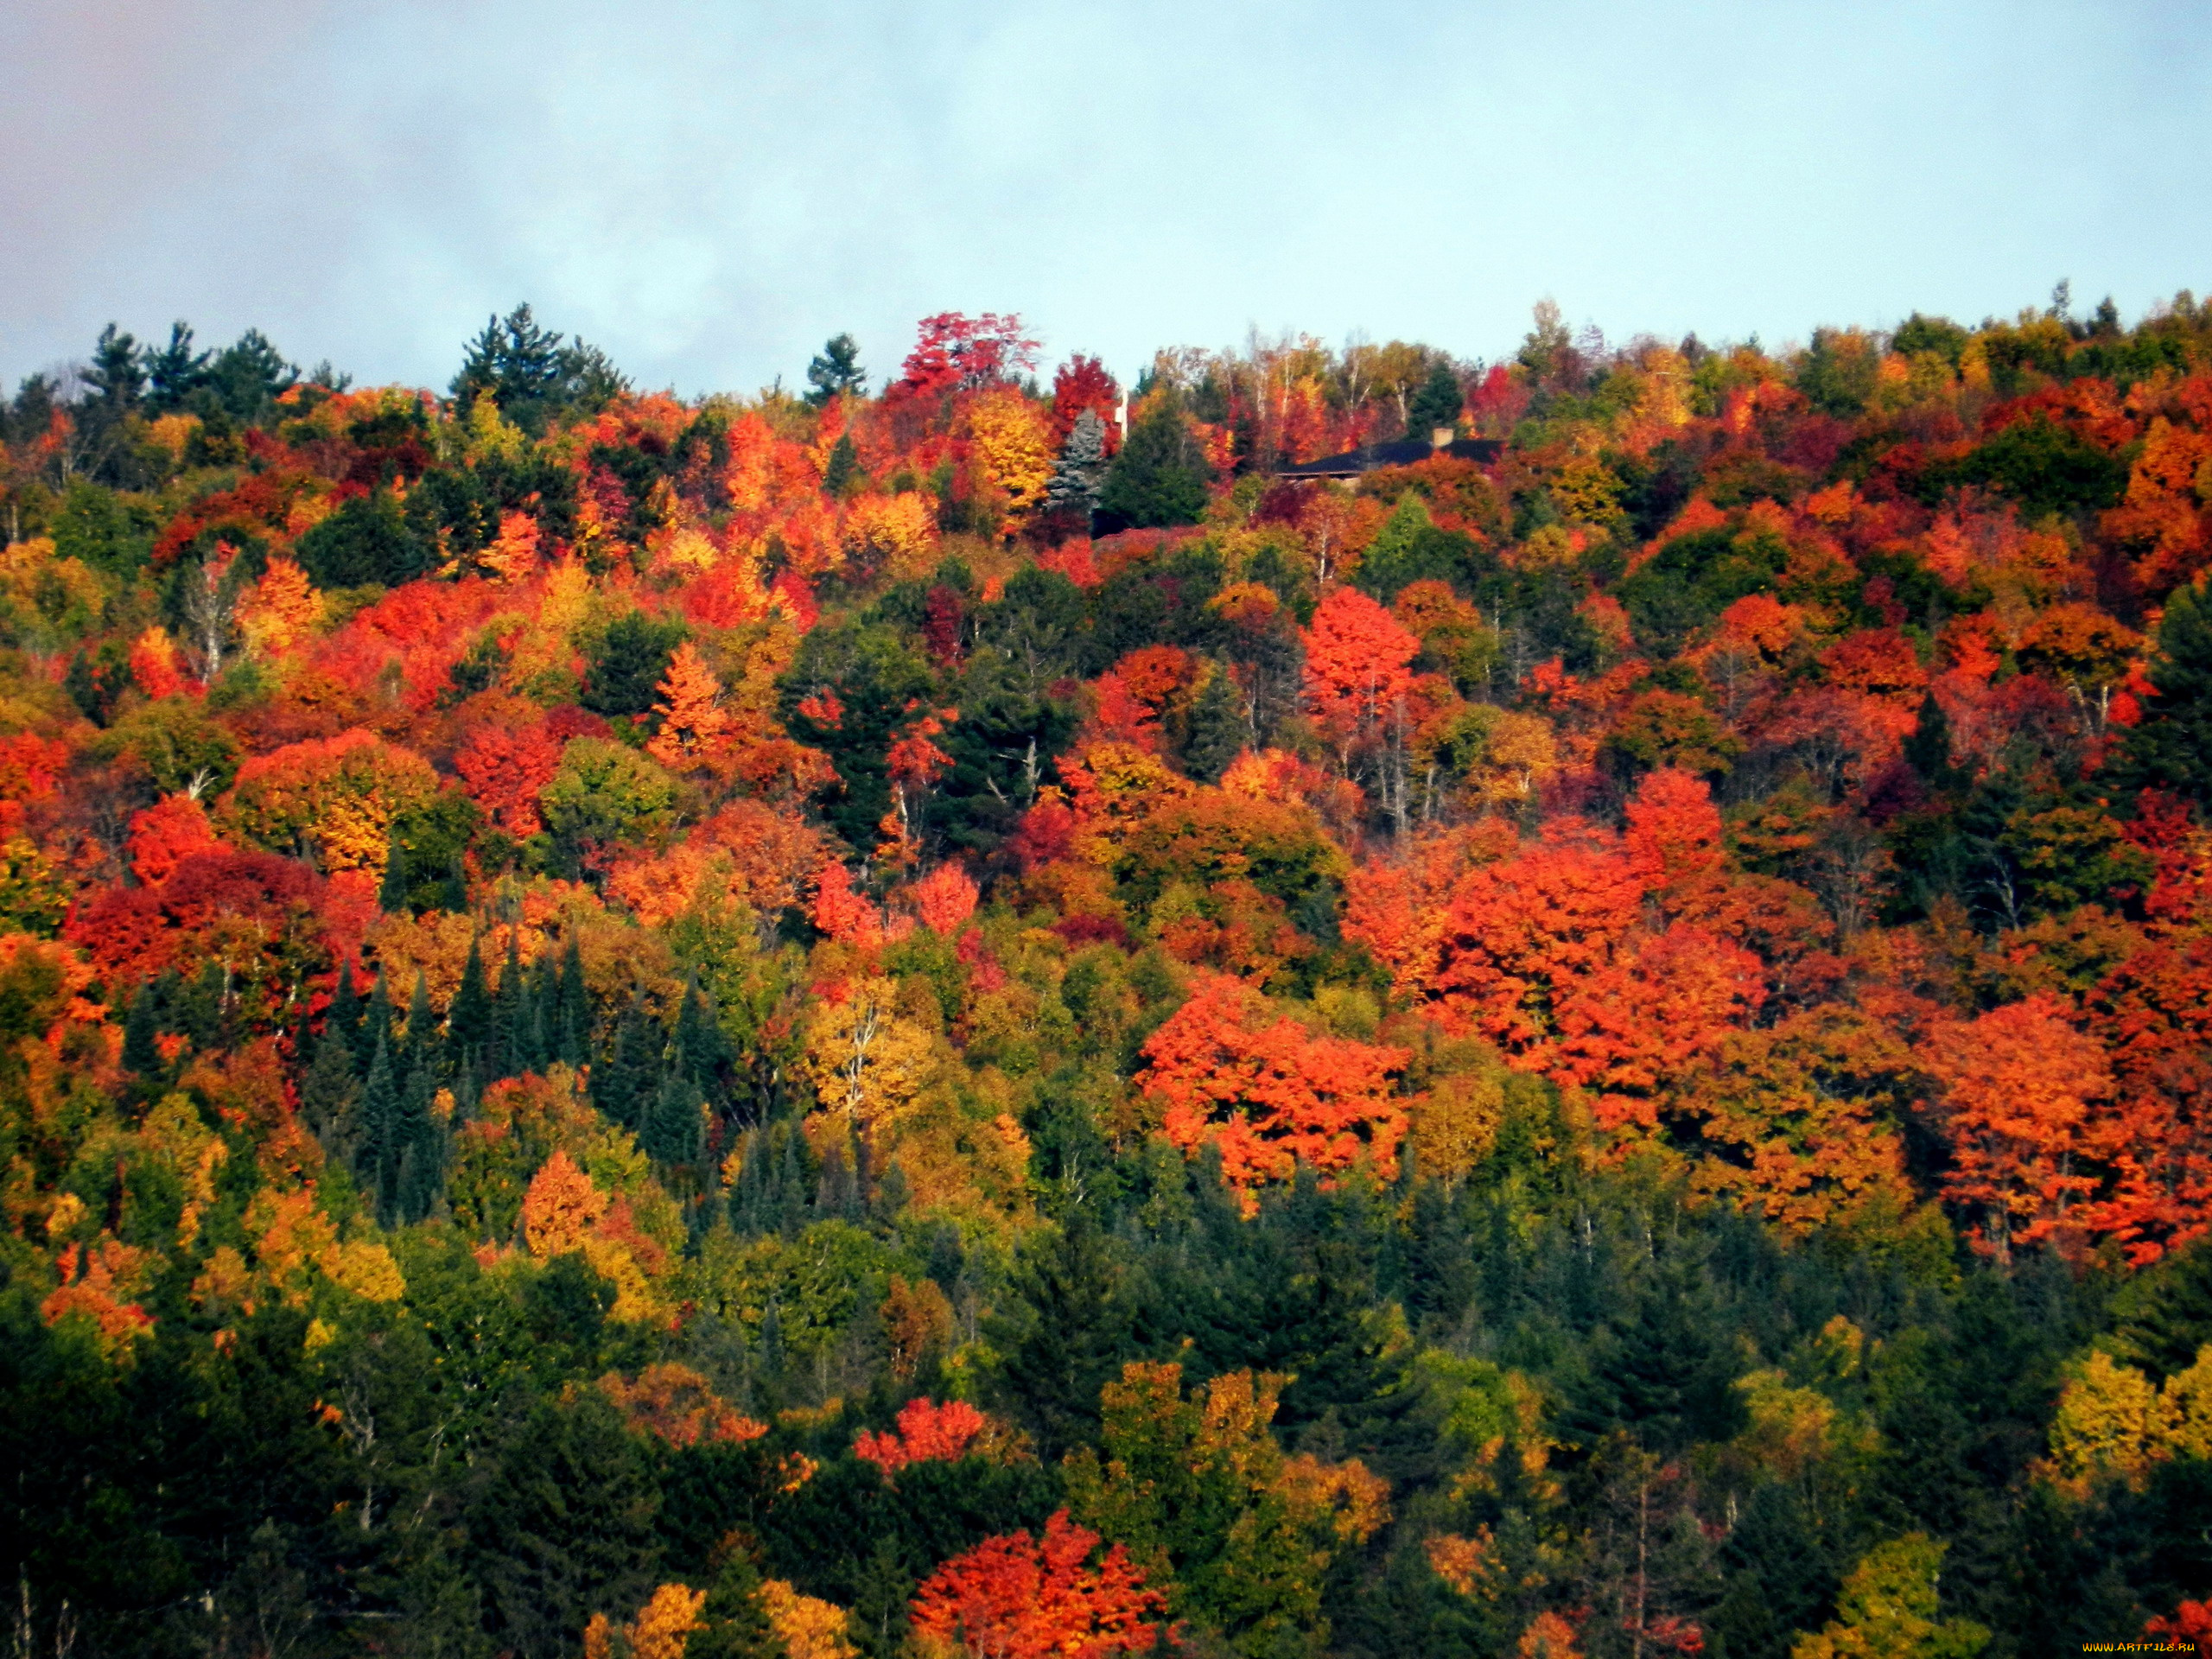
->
2117;579;2212;810
357;1035;401;1222
302;1029;359;1157
1044;407;1111;522
803;333;867;407
594;991;656;1132
671;974;726;1098
490;934;524;1080
556;937;590;1071
402;970;435;1071
643;1074;703;1168
120;982;162;1080
1183;662;1248;784
448;934;493;1077
357;967;393;1074
393;1058;442;1224
329;959;363;1058
378;841;410;913
1406;359;1464;435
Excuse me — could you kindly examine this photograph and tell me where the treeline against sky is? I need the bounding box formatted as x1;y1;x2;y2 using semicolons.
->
2;290;2211;1657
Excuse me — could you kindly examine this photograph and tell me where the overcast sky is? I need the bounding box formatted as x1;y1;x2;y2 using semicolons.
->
3;0;2206;399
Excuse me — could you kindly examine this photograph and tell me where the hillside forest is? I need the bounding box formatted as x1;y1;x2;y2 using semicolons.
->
3;294;2212;1659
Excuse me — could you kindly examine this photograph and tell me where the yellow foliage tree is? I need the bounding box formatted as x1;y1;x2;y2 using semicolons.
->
584;1582;708;1659
963;386;1055;528
2046;1344;2212;1490
800;976;936;1135
1790;1535;1988;1659
237;556;324;657
760;1580;858;1659
843;493;938;582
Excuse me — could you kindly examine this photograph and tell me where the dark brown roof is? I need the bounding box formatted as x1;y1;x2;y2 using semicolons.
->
1273;437;1503;479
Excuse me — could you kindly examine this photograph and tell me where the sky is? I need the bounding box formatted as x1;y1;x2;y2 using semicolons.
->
2;0;2207;400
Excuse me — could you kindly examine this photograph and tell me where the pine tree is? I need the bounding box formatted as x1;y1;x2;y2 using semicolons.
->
490;934;524;1079
644;1073;704;1167
1904;691;1963;790
378;839;410;913
1183;660;1248;784
774;1127;810;1236
1096;397;1208;531
120;982;162;1079
2116;578;2212;809
993;1216;1136;1459
329;958;363;1055
393;1058;442;1224
804;333;867;407
402;969;435;1073
358;967;392;1075
1044;406;1111;520
689;1542;783;1659
594;990;656;1131
1406;360;1464;436
822;431;861;495
358;1034;401;1222
448;933;493;1076
671;974;727;1097
557;937;590;1071
302;1028;359;1152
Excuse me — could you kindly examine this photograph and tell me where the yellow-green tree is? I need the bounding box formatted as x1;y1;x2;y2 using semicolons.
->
1790;1535;1988;1659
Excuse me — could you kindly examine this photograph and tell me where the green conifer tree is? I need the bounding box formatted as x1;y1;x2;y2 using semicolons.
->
120;982;162;1079
2116;577;2212;809
448;933;493;1076
1183;660;1249;784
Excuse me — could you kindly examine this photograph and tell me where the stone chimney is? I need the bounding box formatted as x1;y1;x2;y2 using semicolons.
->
1430;425;1455;449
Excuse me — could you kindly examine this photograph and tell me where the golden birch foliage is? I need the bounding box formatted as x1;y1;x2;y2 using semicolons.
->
1790;1535;1989;1659
844;493;939;582
2046;1344;2212;1489
1408;1067;1505;1186
963;386;1055;524
760;1580;858;1659
237;556;324;656
800;976;936;1134
583;1582;708;1659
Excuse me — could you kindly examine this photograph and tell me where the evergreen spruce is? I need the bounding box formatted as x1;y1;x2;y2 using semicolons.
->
1406;359;1464;435
378;840;409;913
2115;578;2212;808
671;973;727;1096
594;990;656;1131
1096;396;1208;530
120;982;162;1079
403;969;435;1073
557;937;590;1071
448;933;492;1076
358;967;393;1074
1183;660;1249;783
357;1034;401;1222
329;959;362;1055
490;934;524;1079
392;1058;442;1224
643;1073;704;1167
1043;406;1111;521
821;431;860;495
302;1029;359;1152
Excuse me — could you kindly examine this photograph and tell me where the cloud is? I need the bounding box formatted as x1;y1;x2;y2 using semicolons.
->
3;0;2206;398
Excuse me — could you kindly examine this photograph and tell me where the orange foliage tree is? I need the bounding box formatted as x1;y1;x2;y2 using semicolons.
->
1138;970;1408;1191
909;1510;1166;1659
1919;994;2118;1262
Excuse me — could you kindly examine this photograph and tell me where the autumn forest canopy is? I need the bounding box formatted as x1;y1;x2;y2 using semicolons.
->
6;289;2212;1657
